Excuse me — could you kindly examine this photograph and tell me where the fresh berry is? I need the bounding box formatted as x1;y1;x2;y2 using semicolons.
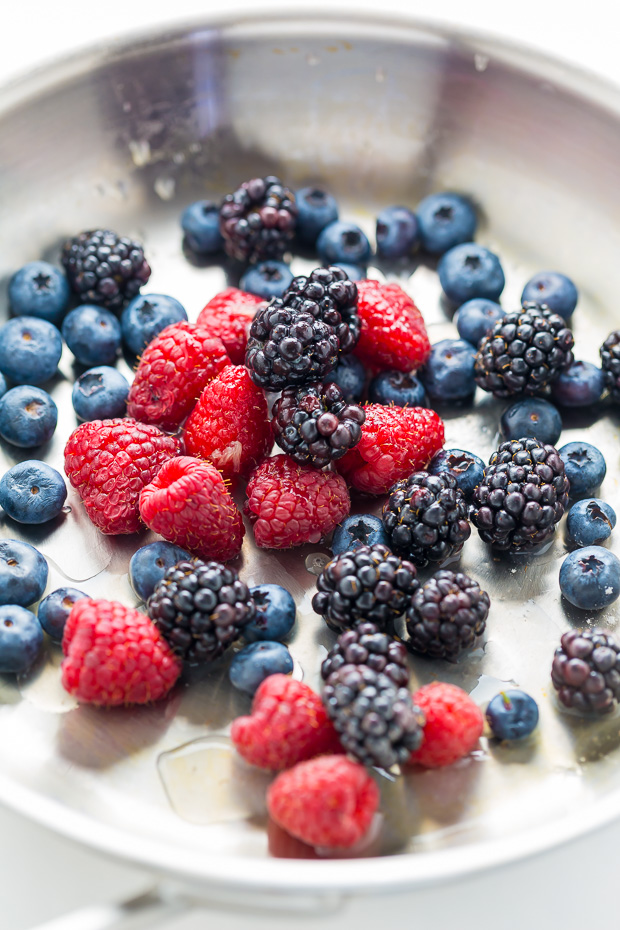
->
196;287;264;364
320;621;410;688
0;539;48;607
429;448;485;500
72;366;129;421
61;598;180;706
0;605;44;674
0;374;7;401
316;221;372;266
551;628;620;714
499;397;562;445
559;546;620;610
129;541;192;603
229;641;294;694
336;404;445;496
375;206;419;259
333;262;366;281
353;280;431;373
139;456;244;562
219;176;297;264
239;260;294;300
454;298;505;347
244;584;296;643
61;229;151;312
558;441;606;497
551;360;604;407
180;200;223;254
486;689;539;740
120;293;187;356
368;370;426;407
600;330;620;402
37;587;89;643
0;386;58;448
331;514;389;555
245;454;350;549
64;418;178;535
9;260;70;325
407;682;484;767
420;338;477;403
323;354;366;402
0;460;67;524
283;265;361;355
126;321;230;430
521;271;578;320
438;242;505;305
416;192;477;255
566;499;616;548
0;316;62;385
62;304;122;366
295;187;339;246
405;570;489;659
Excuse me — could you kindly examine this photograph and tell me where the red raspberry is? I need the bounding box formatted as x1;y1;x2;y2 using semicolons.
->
183;365;272;480
197;287;263;364
267;755;379;849
126;321;231;430
231;674;342;770
64;418;179;534
336;404;445;495
407;682;484;768
245;454;350;548
139;456;244;562
61;598;181;706
354;279;431;372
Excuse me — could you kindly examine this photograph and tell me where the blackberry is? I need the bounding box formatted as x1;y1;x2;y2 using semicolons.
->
311;544;419;634
474;303;574;398
320;621;410;688
382;471;471;567
551;628;620;715
61;229;151;313
405;570;490;660
284;266;360;355
147;558;255;664
471;438;569;551
219;176;297;264
271;381;365;467
600;330;620;402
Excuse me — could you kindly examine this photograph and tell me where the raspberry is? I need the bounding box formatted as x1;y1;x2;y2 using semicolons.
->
196;287;263;364
139;456;244;561
183;366;272;480
61;598;181;706
126;321;230;430
353;280;431;372
336;405;445;496
64;418;179;534
267;755;379;849
407;682;484;768
231;674;342;770
244;454;350;548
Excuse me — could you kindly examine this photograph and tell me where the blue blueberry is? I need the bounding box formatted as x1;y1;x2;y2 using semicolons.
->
559;546;620;609
295;187;339;246
333;262;366;281
62;304;122;367
566;499;616;548
368;370;426;407
129;541;192;602
486;689;539;740
500;397;562;445
322;355;366;402
245;584;296;642
229;641;294;694
416;192;477;255
429;448;485;500
0;461;67;524
375;206;419;259
521;271;578;320
331;514;389;554
180;200;223;254
559;442;607;498
239;261;294;300
454;298;505;347
438;243;505;305
121;293;188;356
38;587;88;642
72;366;129;421
551;361;605;408
0;374;7;401
0;539;48;607
9;261;70;326
0;605;44;674
420;338;476;402
0;317;63;385
316;221;372;266
0;386;58;448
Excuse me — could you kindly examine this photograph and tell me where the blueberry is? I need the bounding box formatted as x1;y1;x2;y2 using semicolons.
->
0;605;44;673
332;262;366;281
368;370;426;407
316;221;372;266
559;442;607;498
500;397;562;445
322;355;366;402
38;587;88;642
8;261;70;326
229;641;294;694
239;260;294;300
521;271;578;320
416;192;477;255
551;361;604;407
62;304;122;367
486;689;539;740
438;243;505;305
245;584;296;642
72;366;129;421
0;461;67;524
0;386;58;448
121;293;188;356
0;317;63;385
559;546;620;609
331;514;389;554
129;541;192;602
420;338;476;402
375;206;419;259
296;187;339;246
0;374;7;401
180;200;223;254
454;298;506;347
566;499;616;548
429;448;485;500
0;539;48;607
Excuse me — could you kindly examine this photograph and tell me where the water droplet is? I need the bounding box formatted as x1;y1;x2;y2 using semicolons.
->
305;552;330;575
62;505;72;514
291;657;304;682
474;53;489;72
128;139;151;167
154;177;176;201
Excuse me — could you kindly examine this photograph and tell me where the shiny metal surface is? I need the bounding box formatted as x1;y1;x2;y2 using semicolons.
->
2;11;620;898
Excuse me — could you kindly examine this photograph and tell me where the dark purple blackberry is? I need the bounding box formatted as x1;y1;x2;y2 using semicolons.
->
551;628;620;715
320;622;410;688
311;544;419;634
271;381;365;467
471;438;570;551
382;471;471;567
322;665;424;768
147;558;255;665
283;266;360;355
405;570;490;660
600;330;620;402
61;229;151;313
474;303;574;398
219;176;297;264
